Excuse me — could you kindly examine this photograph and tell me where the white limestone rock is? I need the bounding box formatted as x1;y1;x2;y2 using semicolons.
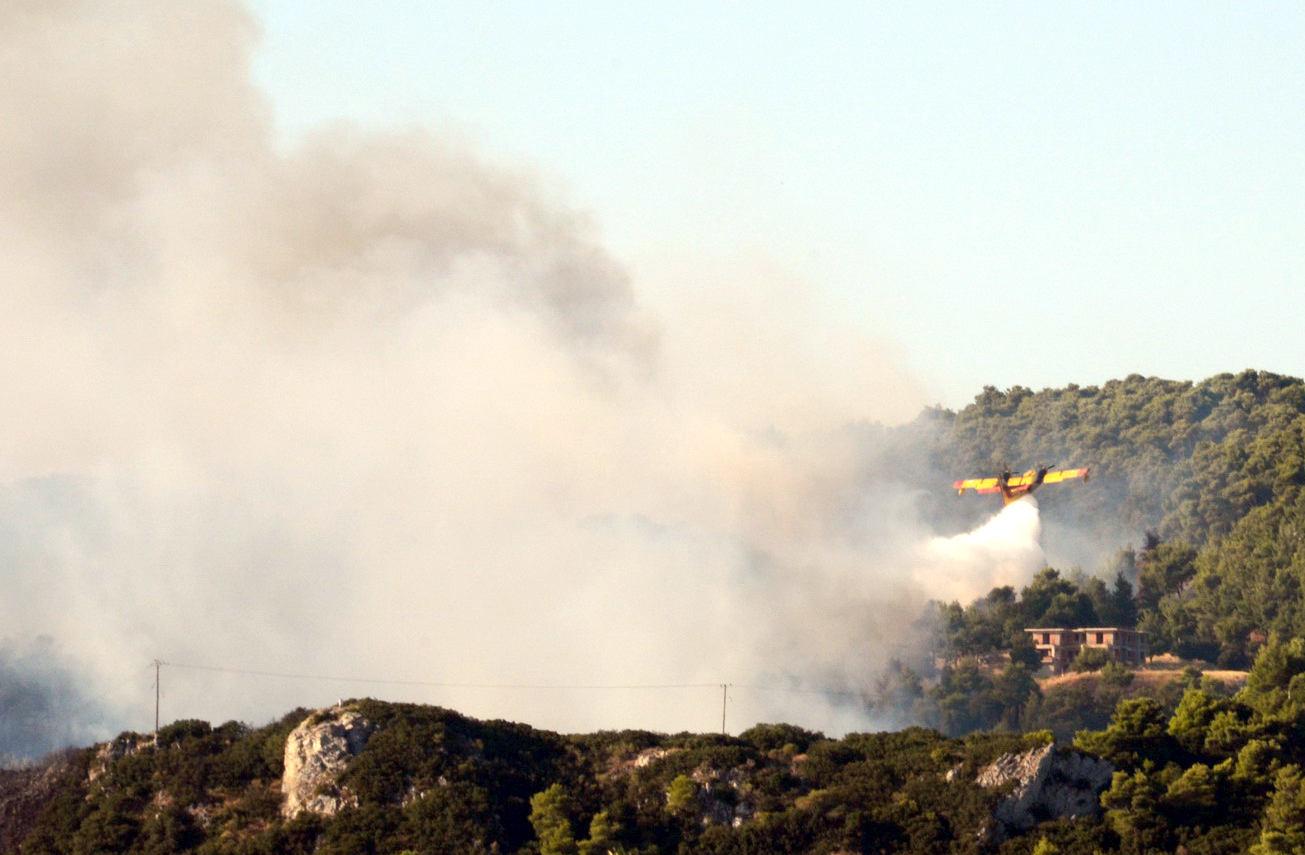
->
281;705;375;819
977;743;1113;837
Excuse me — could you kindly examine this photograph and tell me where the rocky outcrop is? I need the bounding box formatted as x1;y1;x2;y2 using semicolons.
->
89;733;153;781
977;743;1113;837
281;705;375;819
691;765;757;828
633;747;678;768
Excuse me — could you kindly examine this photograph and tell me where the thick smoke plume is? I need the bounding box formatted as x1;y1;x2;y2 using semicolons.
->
0;637;108;764
0;0;1046;755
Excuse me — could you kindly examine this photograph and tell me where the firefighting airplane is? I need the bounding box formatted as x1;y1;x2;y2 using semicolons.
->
952;466;1090;506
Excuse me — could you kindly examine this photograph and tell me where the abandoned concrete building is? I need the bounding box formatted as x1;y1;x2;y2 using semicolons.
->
1025;626;1148;674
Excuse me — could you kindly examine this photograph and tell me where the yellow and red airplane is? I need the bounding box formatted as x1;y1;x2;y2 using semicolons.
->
952;466;1090;506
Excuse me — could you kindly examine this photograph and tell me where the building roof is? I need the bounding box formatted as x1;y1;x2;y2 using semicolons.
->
1023;626;1145;634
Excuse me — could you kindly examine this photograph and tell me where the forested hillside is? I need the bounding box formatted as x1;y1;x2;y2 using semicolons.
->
910;370;1305;668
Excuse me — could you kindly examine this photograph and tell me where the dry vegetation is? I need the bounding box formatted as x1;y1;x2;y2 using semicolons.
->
1038;658;1247;694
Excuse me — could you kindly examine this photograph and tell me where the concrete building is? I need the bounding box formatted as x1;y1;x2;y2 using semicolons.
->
1025;626;1148;674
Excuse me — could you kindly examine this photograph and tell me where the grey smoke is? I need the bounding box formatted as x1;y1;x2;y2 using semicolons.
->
0;0;1046;752
0;637;110;765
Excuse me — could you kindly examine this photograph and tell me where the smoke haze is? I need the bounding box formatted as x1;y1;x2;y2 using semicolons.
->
0;0;1047;757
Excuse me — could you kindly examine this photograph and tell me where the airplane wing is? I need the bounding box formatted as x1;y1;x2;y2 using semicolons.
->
1041;467;1090;484
1005;472;1036;488
953;477;999;492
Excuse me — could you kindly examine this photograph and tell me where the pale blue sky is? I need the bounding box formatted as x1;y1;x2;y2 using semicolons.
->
247;2;1305;408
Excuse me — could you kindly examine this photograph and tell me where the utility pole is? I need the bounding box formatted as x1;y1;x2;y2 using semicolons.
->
720;683;730;735
153;660;162;734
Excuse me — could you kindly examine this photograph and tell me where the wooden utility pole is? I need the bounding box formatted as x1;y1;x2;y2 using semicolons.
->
153;660;162;734
720;684;730;735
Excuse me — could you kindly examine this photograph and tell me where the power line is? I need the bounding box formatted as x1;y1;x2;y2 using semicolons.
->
151;659;874;736
731;682;868;699
160;660;723;691
159;660;872;697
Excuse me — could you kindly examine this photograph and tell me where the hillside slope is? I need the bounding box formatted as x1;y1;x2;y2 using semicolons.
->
1;700;1110;855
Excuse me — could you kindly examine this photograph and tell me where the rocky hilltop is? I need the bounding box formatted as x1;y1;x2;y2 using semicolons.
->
0;699;1122;855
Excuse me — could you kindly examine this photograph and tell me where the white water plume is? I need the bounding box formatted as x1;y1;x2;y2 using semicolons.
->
917;498;1045;604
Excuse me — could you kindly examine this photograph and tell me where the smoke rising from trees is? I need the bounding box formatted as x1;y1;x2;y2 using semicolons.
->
0;0;1046;758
